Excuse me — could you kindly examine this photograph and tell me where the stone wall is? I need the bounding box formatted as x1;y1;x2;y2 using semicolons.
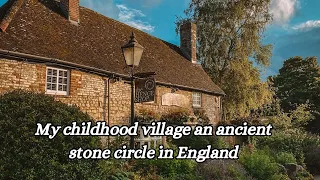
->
0;59;44;93
202;93;221;125
57;70;105;122
0;58;106;120
0;58;221;125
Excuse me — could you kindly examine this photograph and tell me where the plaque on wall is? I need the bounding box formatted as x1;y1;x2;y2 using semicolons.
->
161;93;189;107
134;78;156;103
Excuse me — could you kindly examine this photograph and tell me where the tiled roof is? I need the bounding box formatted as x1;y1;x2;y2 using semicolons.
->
0;0;224;95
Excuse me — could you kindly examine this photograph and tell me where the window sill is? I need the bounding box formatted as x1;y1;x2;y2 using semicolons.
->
45;91;68;96
192;105;202;109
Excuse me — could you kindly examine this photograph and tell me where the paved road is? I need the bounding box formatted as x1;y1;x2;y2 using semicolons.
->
314;175;320;180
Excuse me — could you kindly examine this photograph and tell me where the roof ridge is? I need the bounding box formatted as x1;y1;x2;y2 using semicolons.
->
0;0;25;32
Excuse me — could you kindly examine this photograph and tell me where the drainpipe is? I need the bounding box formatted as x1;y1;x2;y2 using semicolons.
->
107;78;111;147
103;79;107;123
221;96;226;121
103;77;111;148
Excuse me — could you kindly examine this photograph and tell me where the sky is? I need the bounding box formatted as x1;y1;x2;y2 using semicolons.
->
1;0;320;79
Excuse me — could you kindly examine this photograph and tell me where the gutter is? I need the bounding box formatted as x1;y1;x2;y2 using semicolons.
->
0;49;128;79
0;49;225;96
156;81;225;96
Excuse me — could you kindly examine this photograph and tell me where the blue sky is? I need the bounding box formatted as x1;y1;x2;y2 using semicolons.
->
1;0;320;79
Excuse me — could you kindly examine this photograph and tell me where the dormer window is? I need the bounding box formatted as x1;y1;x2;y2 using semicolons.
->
45;67;69;95
192;92;201;107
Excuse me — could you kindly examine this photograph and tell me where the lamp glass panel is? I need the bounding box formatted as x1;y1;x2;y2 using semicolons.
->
123;47;134;66
133;46;144;66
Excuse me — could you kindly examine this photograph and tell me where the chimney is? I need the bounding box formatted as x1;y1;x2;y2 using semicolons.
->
180;22;197;63
60;0;80;25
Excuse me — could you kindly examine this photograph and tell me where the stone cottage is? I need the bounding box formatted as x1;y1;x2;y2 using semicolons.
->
0;0;225;128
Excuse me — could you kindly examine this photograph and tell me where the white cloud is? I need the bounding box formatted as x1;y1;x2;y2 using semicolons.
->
116;4;155;32
270;0;299;25
80;1;155;33
292;20;320;32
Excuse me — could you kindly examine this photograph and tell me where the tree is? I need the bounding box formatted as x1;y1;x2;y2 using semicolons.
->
271;56;320;134
271;56;320;113
177;0;273;118
223;60;272;118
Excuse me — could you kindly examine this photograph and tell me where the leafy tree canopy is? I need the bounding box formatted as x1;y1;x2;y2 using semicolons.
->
177;0;273;119
223;60;272;118
271;56;320;113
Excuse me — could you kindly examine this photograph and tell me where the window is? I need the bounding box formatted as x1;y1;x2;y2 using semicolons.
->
192;92;201;107
46;67;69;95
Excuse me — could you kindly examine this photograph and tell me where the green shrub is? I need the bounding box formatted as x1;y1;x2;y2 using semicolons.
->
171;134;227;150
229;116;264;126
239;148;281;180
254;129;320;165
96;159;136;180
135;108;161;123
296;170;314;180
160;108;191;125
0;91;101;179
289;104;314;128
134;149;197;179
305;146;320;175
275;152;297;165
269;174;290;180
108;136;130;151
196;160;253;180
108;172;134;180
193;109;210;125
265;104;315;131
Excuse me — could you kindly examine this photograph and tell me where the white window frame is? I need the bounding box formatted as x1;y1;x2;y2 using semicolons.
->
192;92;202;108
45;67;70;96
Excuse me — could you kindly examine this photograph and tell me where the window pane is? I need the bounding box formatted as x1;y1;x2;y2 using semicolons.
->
52;76;57;83
59;70;66;78
52;69;57;76
52;84;57;90
46;83;52;90
63;85;67;91
48;69;52;75
58;85;63;91
47;76;52;83
63;78;68;84
58;78;63;84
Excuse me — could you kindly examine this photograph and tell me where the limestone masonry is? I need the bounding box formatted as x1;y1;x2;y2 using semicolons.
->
0;58;221;125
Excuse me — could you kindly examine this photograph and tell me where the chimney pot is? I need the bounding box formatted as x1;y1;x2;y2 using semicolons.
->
60;0;80;25
180;22;197;63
